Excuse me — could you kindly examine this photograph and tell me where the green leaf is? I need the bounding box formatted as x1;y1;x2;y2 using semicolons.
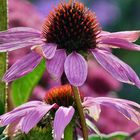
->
64;122;73;140
89;132;134;140
11;59;45;106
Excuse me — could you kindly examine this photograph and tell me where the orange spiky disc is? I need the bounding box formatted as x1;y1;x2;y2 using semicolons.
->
42;1;101;54
44;85;74;107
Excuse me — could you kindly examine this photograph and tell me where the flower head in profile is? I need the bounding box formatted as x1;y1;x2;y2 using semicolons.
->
0;1;140;87
1;85;140;140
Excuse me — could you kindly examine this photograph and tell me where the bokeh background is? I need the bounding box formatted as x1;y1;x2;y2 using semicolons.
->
7;0;140;139
26;0;140;105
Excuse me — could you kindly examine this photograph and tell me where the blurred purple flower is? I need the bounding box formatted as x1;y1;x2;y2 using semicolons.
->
96;106;140;140
92;1;120;26
9;0;43;66
0;1;140;87
9;0;43;29
83;60;121;96
34;0;59;17
1;85;140;139
30;86;46;101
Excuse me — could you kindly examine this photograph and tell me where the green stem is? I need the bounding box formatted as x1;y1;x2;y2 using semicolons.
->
72;86;88;140
64;122;73;140
0;0;8;114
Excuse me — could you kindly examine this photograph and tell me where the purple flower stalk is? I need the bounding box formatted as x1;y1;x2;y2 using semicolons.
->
1;85;140;140
0;1;140;87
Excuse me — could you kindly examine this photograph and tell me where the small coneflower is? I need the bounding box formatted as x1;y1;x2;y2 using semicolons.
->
1;85;140;140
0;1;140;87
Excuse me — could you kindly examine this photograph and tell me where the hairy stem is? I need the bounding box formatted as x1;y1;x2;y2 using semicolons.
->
0;0;8;114
72;86;88;140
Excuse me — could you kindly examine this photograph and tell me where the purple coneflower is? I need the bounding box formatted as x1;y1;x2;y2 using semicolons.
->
0;1;140;86
1;85;140;140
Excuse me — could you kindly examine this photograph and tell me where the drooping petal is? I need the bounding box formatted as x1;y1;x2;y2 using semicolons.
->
0;101;44;126
0;110;27;126
54;106;75;140
42;43;57;59
92;49;140;88
3;52;42;82
10;101;45;113
100;38;140;51
101;30;140;42
0;27;42;52
0;27;41;42
64;52;88;86
47;49;66;79
83;97;140;125
22;104;55;133
0;38;43;52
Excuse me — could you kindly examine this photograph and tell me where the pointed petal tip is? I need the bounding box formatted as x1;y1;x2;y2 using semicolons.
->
2;52;42;82
92;49;140;89
2;76;8;83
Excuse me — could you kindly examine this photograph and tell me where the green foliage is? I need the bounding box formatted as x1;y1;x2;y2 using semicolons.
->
11;59;45;106
89;132;134;140
0;0;8;114
13;127;53;140
64;122;73;140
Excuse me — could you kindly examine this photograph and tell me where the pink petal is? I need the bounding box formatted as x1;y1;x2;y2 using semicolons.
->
100;38;140;51
92;49;140;88
0;27;42;52
22;104;55;133
54;106;75;140
10;101;45;113
47;49;66;79
5;119;22;135
42;43;57;59
2;103;44;126
83;97;140;125
64;52;88;86
0;111;27;126
0;27;41;42
101;30;140;42
0;39;43;52
3;52;42;82
0;101;43;126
